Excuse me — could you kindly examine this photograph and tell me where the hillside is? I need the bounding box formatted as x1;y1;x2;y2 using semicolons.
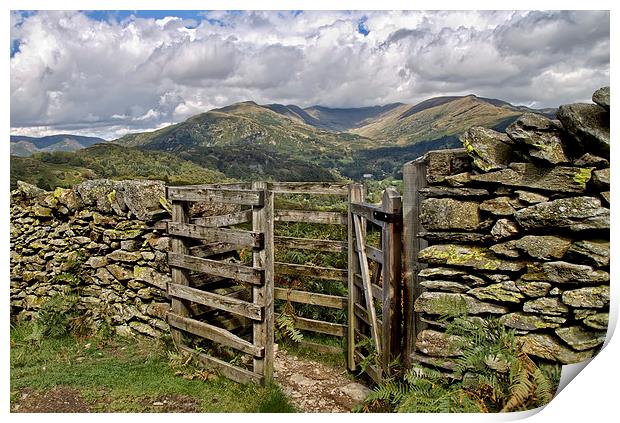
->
10;134;107;157
111;95;552;180
10;143;229;190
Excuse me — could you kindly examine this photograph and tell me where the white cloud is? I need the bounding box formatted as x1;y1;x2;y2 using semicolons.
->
10;10;609;139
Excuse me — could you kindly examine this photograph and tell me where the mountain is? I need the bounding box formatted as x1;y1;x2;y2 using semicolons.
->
113;95;554;180
10;143;229;190
10;134;107;157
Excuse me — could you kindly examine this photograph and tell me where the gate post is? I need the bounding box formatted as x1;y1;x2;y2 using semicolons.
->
251;181;274;383
381;188;402;369
402;159;428;368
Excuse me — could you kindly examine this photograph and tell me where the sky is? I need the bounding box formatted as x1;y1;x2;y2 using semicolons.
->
9;9;610;140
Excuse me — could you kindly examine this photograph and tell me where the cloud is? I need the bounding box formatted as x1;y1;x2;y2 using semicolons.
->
10;10;609;139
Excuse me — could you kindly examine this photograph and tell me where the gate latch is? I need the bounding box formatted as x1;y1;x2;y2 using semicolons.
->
372;210;401;223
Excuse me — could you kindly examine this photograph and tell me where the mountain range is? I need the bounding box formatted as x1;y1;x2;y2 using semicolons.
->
10;134;107;157
10;94;556;188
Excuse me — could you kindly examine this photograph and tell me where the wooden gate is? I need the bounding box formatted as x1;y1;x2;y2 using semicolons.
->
269;182;350;355
165;182;274;385
348;185;402;383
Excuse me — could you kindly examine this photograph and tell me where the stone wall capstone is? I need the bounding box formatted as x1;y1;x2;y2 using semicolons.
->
412;87;610;369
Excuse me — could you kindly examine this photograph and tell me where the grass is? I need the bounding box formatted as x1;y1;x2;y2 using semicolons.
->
10;321;297;413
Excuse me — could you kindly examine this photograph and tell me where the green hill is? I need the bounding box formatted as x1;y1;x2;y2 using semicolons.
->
11;143;230;190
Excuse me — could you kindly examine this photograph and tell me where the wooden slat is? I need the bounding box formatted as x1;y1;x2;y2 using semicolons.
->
347;184;364;371
168;222;263;248
274;287;347;309
168;252;264;285
355;350;382;383
353;275;383;300
191;210;252;228
189;243;238;259
353;214;382;358
275;262;347;281
169;200;191;347
349;202;385;227
168;312;263;357
274;210;347;225
152;219;169;231
354;244;383;264
274;236;346;253
268;182;349;195
167;186;263;206
295;316;346;337
178;344;263;385
251;182;274;383
354;303;383;328
168;283;262;321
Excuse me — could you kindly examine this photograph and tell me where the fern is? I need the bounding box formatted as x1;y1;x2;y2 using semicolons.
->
275;300;303;344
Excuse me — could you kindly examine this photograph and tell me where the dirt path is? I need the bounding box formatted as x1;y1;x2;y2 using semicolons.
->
274;349;372;412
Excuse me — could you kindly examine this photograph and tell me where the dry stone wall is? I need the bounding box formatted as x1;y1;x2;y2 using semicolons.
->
412;87;610;369
10;179;174;338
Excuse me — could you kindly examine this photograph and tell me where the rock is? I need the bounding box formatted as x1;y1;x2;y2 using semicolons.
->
76;179;117;213
523;298;569;316
574;152;609;168
515;280;552;297
133;266;171;290
480;197;516;216
418;267;466;279
562;286;609;308
55;188;84;211
147;236;171;251
460;127;513;172
468;281;524;303
16;181;45;198
583;313;609;330
416;330;465;357
420;198;480;231
500;313;566;331
524;261;609;285
32;205;53;217
600;191;610;205
520;334;594;364
506;113;568;164
120;240;140;251
107;250;142;263
425;149;471;184
409;352;457;371
420;280;469;293
129;321;160;337
94;268;116;285
491;235;571;261
414;292;509;315
340;383;372;402
471;163;592;193
419;232;489;243
444;172;472;187
113;180;166;220
557;103;609;155
565;240;609;267
490;219;519;240
114;325;135;337
85;256;108;268
146;302;170;319
555;326;606;351
591;168;610;190
418;244;525;272
106;264;133;281
515;190;548;205
514;197;609;232
419;187;490;198
592;86;610;111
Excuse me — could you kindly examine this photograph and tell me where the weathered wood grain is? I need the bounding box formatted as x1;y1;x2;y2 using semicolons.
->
274;262;347;281
168;221;263;248
274;287;347;309
274;236;347;253
167;186;263;206
294;316;346;337
168;252;264;285
191;210;252;228
274;210;347;225
178;344;264;385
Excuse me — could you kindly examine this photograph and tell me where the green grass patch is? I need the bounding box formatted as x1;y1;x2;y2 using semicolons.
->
10;321;296;413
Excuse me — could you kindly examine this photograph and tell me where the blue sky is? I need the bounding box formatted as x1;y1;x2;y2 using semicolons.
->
10;10;610;139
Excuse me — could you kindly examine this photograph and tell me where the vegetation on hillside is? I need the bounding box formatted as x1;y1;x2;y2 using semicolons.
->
10;143;230;190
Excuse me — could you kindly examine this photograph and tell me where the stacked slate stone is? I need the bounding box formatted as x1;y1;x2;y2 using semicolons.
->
10;179;174;338
413;87;610;371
